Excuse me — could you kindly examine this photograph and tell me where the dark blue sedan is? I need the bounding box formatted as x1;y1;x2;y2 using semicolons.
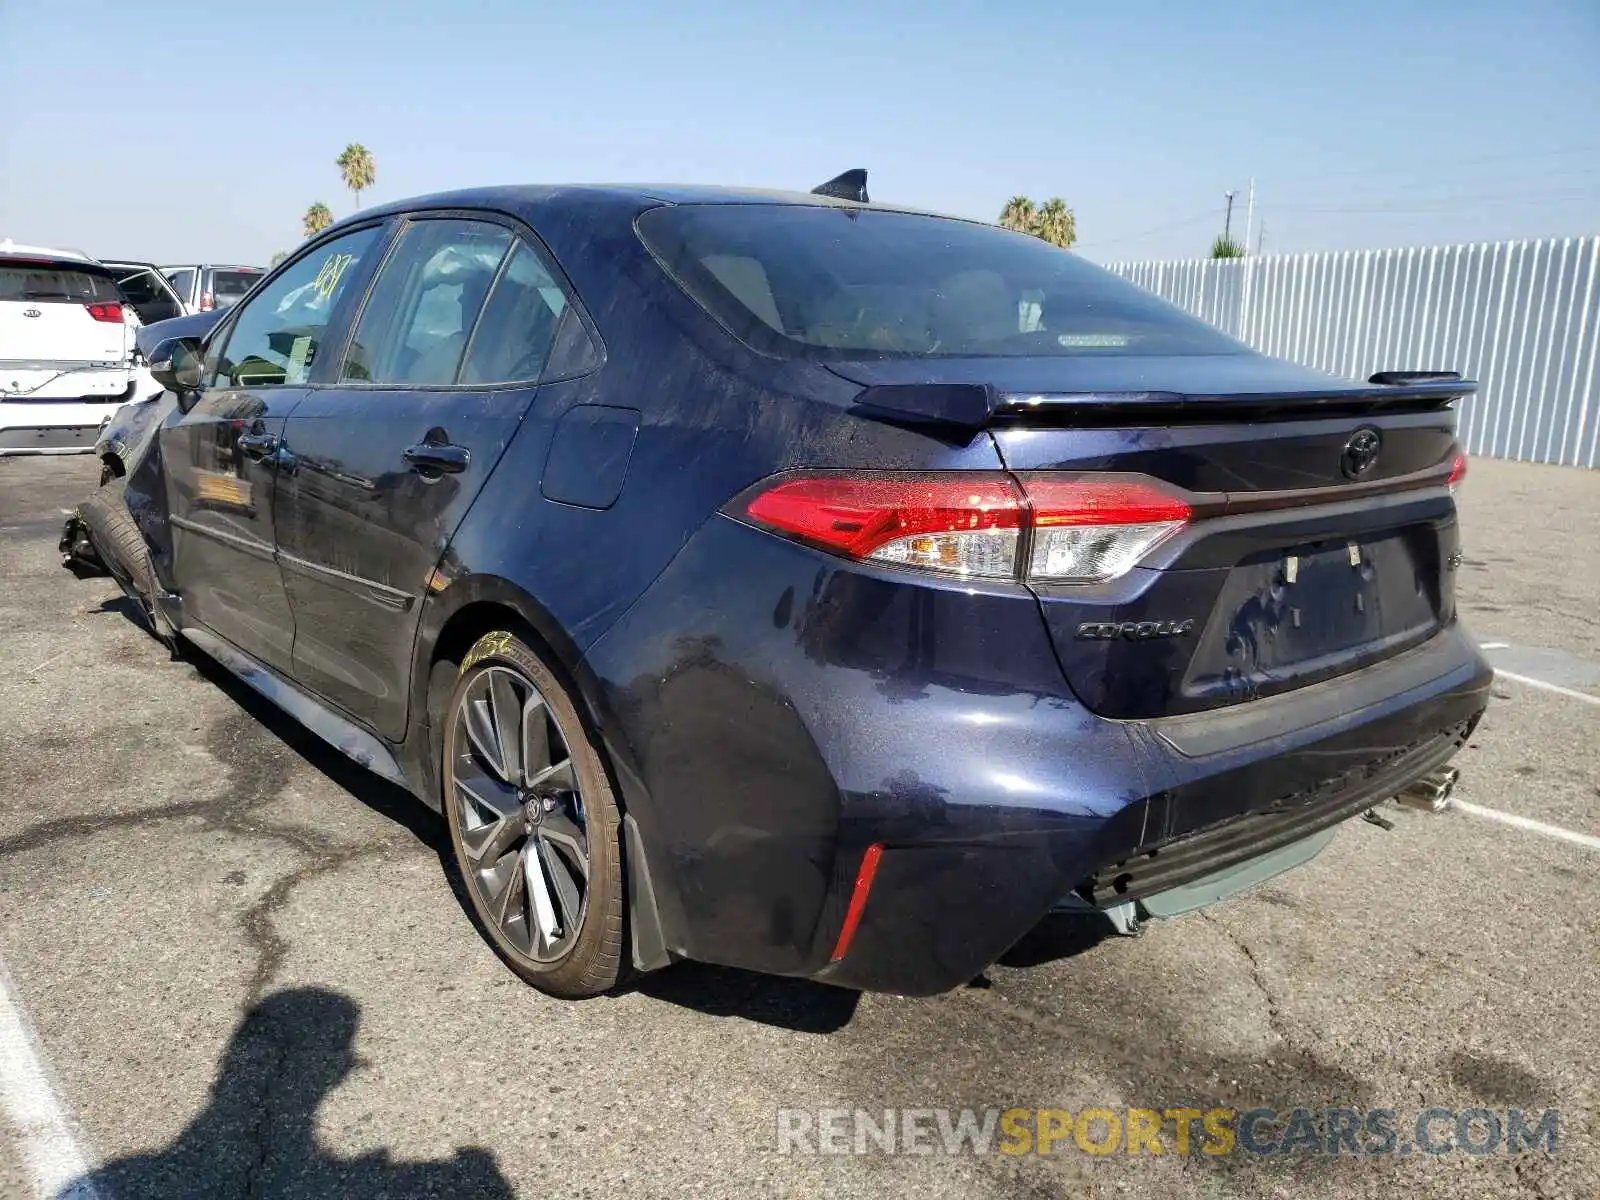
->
124;179;1490;998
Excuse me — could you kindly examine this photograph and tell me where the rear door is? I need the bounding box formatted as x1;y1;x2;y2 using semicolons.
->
109;265;185;326
275;214;575;738
161;226;387;672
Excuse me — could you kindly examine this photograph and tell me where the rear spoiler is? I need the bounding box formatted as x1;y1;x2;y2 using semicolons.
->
850;373;1477;430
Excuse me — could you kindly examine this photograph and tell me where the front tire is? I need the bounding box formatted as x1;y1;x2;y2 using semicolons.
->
442;631;625;998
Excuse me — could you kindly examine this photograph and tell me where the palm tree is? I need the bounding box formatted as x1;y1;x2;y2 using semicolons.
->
1032;198;1077;248
1210;234;1244;259
998;196;1036;235
336;143;376;210
996;195;1077;247
303;203;334;238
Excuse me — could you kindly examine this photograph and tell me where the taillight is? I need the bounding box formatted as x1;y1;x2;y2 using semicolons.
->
739;473;1191;583
743;475;1024;578
85;302;123;323
1025;478;1190;582
1447;451;1467;493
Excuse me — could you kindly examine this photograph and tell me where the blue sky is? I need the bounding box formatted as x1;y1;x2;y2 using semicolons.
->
2;0;1595;266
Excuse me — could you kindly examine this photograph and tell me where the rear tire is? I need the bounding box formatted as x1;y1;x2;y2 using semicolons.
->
441;630;626;999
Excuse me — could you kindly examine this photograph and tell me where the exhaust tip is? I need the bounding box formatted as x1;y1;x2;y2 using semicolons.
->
1395;765;1460;812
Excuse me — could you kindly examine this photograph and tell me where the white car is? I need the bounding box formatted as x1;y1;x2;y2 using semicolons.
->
0;240;158;455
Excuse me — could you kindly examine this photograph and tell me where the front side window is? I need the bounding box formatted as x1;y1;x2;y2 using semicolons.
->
637;205;1246;360
211;227;381;388
341;220;511;386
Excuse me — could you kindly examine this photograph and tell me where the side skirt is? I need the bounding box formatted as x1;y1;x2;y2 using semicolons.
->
180;624;412;790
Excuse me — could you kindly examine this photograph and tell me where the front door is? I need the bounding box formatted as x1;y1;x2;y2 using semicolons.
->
276;216;574;739
161;225;386;671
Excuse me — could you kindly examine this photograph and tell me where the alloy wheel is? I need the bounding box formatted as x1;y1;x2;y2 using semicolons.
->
450;664;589;964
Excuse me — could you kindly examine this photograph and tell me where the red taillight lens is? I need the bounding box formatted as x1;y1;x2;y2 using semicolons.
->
85;302;123;323
744;475;1025;578
740;473;1191;582
1447;451;1467;491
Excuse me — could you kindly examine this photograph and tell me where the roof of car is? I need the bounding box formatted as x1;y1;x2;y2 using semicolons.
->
342;182;955;228
0;239;105;267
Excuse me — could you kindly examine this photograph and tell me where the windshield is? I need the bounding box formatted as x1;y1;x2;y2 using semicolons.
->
636;205;1245;360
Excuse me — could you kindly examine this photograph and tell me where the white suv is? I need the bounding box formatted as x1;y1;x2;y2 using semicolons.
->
1;241;157;455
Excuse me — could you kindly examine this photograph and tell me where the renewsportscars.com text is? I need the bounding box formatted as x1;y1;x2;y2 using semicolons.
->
775;1106;1559;1157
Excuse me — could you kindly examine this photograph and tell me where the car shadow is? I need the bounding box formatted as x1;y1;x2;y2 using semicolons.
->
629;961;862;1034
183;647;448;856
995;912;1117;968
63;986;514;1199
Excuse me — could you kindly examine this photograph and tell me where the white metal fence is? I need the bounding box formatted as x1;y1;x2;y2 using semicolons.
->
1106;237;1600;468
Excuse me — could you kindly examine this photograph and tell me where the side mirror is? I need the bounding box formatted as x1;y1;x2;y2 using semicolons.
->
149;337;204;410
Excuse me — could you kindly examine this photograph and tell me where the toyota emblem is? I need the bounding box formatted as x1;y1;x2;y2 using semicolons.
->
22;308;41;318
1342;428;1382;478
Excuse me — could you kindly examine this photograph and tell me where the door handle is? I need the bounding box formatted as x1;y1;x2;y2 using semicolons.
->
237;431;280;459
403;441;470;475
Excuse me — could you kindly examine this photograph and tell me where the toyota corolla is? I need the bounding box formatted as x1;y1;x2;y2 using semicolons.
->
105;175;1490;999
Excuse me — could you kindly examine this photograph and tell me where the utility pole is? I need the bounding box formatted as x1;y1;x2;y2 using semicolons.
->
1257;222;1266;255
1242;178;1255;257
1223;190;1237;242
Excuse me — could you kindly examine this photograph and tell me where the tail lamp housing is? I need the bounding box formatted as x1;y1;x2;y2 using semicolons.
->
85;302;124;323
738;472;1191;584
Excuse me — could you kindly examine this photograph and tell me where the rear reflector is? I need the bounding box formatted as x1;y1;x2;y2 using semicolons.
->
830;843;884;963
85;302;123;323
1448;451;1467;492
740;473;1190;583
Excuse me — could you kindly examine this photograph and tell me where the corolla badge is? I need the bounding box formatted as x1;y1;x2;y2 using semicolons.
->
1076;619;1194;641
1342;427;1382;478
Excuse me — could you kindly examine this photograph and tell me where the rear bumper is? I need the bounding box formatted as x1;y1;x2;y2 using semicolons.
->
585;517;1492;997
815;625;1489;995
0;388;154;455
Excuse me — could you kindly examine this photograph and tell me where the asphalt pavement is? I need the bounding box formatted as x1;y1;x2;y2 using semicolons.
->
0;453;1595;1199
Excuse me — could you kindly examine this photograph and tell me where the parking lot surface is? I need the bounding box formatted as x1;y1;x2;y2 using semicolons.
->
1;453;1596;1199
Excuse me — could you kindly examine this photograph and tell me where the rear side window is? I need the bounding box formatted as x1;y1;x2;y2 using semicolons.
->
0;264;121;304
636;205;1244;360
209;269;261;305
340;219;512;386
211;227;381;388
458;241;568;384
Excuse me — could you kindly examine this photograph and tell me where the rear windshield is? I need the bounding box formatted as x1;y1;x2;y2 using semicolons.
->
210;269;261;302
637;205;1243;360
0;263;122;304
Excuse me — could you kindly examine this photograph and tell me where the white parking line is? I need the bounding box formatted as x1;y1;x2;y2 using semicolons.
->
0;962;98;1200
1492;668;1600;707
1451;798;1600;852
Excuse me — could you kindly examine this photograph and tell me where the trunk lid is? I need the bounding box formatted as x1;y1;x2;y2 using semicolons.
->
831;353;1470;719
